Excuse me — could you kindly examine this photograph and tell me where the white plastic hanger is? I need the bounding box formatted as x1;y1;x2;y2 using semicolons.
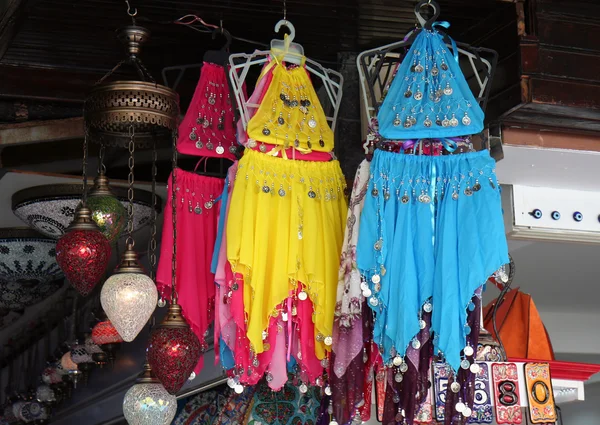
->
270;20;304;65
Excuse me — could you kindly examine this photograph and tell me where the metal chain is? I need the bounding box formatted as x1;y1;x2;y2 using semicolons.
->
131;57;156;84
98;142;106;175
171;129;178;304
149;137;158;280
127;125;136;246
69;295;79;346
82;127;89;206
95;59;127;86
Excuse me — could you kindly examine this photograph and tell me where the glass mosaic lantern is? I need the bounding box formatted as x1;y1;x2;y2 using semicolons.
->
84;335;104;355
35;385;56;404
91;319;124;366
61;352;78;371
41;366;63;385
56;205;111;296
101;244;157;342
147;303;201;394
122;363;177;425
87;172;127;243
18;401;48;423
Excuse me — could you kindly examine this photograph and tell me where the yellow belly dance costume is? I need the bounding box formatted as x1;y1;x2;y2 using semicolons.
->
227;55;347;361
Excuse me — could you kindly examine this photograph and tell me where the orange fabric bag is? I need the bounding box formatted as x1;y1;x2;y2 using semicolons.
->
483;287;555;361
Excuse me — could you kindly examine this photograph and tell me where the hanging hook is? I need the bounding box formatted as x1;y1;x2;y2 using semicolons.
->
283;0;287;21
212;24;232;51
125;0;137;17
414;0;440;30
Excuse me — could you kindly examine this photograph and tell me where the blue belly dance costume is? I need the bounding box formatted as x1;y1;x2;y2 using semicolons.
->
356;27;509;376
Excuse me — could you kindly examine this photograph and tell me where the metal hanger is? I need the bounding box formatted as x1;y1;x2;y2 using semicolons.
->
357;0;498;153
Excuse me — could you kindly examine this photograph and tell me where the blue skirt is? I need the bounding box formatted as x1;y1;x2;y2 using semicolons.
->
356;149;508;372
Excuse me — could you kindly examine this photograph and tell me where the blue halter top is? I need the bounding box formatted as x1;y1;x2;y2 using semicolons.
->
377;28;485;139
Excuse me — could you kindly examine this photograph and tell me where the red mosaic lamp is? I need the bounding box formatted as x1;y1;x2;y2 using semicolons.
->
56;126;111;296
147;302;201;394
147;160;200;395
56;205;111;296
91;319;124;366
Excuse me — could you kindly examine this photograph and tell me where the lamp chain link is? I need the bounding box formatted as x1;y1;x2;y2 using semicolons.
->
149;138;158;280
98;142;106;174
126;125;135;246
82;127;89;206
171;129;178;304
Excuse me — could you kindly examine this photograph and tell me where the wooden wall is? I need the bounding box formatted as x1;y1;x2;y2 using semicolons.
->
501;0;600;135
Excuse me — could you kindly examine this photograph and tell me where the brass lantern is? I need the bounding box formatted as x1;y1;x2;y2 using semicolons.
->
84;25;179;148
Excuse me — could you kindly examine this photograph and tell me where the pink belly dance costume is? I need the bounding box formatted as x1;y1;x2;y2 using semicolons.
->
157;61;243;374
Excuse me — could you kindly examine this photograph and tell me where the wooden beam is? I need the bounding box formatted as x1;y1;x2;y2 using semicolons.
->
503;127;600;152
0;65;98;103
0;0;28;60
0;117;84;146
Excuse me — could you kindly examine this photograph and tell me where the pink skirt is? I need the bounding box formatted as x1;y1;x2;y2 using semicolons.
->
157;168;225;372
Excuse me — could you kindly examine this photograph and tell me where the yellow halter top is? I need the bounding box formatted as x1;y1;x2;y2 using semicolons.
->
246;55;334;153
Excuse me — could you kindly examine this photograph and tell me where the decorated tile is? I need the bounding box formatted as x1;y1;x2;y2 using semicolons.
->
433;362;450;422
468;363;493;424
524;363;557;424
492;363;522;424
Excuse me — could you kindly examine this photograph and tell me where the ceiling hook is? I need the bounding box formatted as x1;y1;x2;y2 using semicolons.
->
125;0;138;17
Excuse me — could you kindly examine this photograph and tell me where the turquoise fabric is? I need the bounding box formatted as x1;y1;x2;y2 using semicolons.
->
210;174;230;274
377;29;485;139
219;338;235;370
356;149;508;372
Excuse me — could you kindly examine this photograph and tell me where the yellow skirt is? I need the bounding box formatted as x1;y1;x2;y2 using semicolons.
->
227;148;347;359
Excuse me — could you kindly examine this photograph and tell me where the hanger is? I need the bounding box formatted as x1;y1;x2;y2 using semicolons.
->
270;20;304;66
357;0;498;154
204;23;233;66
164;15;269;90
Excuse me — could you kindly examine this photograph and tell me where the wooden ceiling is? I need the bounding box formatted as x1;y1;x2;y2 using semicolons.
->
0;0;518;179
0;0;513;104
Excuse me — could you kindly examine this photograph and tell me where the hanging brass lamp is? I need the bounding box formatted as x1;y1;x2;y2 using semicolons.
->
84;11;179;148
